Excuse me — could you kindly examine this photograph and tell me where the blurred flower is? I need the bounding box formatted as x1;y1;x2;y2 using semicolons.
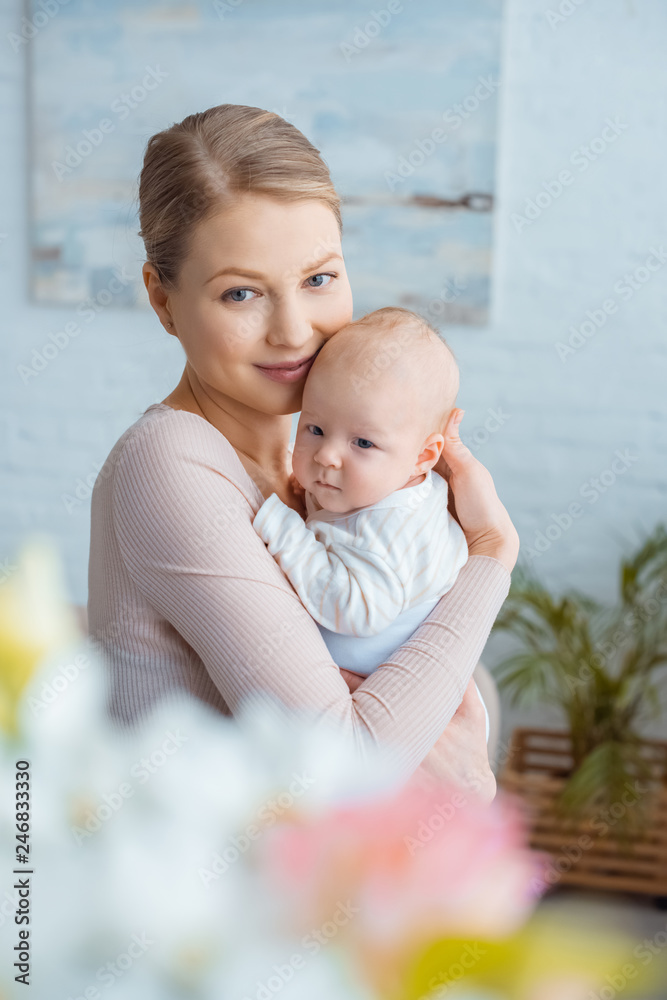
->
1;539;664;1000
259;784;542;947
403;906;667;1000
255;781;544;997
0;537;77;738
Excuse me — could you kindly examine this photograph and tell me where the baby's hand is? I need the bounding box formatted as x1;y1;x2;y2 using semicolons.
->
289;472;306;501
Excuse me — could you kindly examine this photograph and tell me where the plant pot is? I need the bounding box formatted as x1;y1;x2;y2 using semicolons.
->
498;728;667;898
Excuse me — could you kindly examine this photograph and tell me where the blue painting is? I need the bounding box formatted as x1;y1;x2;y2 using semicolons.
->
28;0;503;324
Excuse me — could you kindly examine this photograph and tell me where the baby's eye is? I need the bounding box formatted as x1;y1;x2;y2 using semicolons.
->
355;438;374;449
305;273;335;289
307;424;324;436
222;287;257;303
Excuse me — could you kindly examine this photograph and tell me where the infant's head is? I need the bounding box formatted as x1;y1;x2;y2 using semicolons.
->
292;307;459;513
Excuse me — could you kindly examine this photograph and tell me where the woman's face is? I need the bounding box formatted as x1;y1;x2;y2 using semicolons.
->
158;194;353;415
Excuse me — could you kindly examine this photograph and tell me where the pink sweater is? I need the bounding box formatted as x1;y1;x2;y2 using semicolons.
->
88;403;510;777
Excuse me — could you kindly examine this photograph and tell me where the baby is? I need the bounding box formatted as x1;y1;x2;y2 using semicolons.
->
252;306;488;736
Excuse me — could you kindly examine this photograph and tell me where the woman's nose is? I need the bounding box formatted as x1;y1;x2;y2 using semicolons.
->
266;295;313;349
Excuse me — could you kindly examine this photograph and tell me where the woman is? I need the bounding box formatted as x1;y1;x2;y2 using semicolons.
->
88;105;518;797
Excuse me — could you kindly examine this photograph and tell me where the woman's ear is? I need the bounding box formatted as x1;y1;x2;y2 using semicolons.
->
414;432;446;474
142;262;176;335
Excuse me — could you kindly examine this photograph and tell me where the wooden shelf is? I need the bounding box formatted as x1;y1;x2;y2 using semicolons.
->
499;728;667;897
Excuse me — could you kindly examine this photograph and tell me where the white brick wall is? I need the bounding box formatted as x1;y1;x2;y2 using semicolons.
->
1;0;665;734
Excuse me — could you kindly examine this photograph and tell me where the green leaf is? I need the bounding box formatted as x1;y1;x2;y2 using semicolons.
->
557;740;653;835
491;524;667;777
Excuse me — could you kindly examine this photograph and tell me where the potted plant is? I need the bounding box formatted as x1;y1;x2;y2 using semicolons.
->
493;524;667;897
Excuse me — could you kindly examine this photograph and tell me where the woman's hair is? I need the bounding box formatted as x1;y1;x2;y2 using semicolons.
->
137;104;342;289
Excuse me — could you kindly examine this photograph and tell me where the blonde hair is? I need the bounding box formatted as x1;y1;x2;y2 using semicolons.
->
137;104;342;289
316;306;460;435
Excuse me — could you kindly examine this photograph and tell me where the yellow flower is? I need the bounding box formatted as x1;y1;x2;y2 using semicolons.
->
0;538;78;739
401;907;667;1000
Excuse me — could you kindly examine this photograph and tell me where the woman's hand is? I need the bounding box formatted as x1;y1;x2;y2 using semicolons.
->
341;670;495;803
435;408;519;573
340;667;365;692
409;679;497;803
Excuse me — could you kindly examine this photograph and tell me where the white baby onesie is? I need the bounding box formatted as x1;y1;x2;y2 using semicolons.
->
254;470;465;642
253;469;489;739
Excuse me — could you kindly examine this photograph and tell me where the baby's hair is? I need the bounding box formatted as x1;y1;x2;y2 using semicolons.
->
316;306;459;435
357;305;442;338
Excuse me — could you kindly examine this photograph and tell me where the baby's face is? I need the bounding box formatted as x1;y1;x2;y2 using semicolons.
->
292;364;429;514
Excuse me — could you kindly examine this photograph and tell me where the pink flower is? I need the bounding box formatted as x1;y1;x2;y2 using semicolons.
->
259;783;545;947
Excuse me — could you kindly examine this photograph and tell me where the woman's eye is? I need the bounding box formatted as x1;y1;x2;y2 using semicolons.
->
355;438;374;449
305;272;335;289
222;287;256;303
307;425;323;436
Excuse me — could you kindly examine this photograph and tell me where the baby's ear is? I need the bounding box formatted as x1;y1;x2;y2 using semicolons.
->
416;432;445;472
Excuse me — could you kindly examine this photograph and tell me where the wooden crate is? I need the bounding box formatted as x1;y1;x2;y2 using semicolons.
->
499;728;667;897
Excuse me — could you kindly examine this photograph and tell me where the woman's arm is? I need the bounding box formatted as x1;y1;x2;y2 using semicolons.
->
111;410;513;781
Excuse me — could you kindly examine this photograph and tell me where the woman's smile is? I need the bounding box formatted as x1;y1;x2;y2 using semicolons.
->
254;351;320;383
